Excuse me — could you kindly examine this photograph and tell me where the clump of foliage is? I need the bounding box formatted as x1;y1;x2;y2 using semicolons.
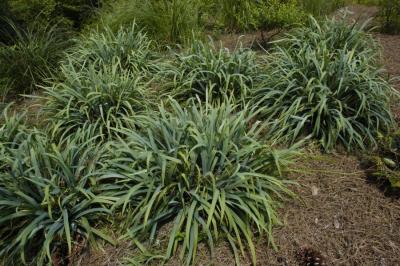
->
215;0;261;31
43;59;148;139
0;132;114;265
301;0;345;16
72;23;156;73
258;0;306;30
253;17;394;151
109;98;296;265
0;20;70;97
364;131;400;189
378;0;400;34
99;0;202;45
164;39;259;102
8;0;101;29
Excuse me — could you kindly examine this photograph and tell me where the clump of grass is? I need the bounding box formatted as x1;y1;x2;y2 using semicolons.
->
71;23;156;73
378;0;400;34
99;0;202;45
43;59;149;140
0;131;115;265
163;39;259;102
0;19;70;97
301;0;345;16
108;98;296;265
253;16;394;151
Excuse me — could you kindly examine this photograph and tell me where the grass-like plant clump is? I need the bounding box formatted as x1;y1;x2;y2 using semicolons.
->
253;17;394;151
164;39;259;102
72;23;156;73
108;98;296;265
43;59;149;139
99;0;202;45
0;20;70;97
0;132;114;265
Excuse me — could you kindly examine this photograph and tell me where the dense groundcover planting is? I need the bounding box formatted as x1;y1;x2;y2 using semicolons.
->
0;11;398;266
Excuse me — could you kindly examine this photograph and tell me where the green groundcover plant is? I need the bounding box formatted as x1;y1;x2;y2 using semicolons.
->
106;98;297;265
163;39;259;102
253;16;395;151
0;131;115;265
43;59;149;140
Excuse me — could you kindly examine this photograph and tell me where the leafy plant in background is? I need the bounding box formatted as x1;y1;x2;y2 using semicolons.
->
216;0;261;31
0;132;114;265
253;16;394;151
163;39;259;102
0;19;70;97
71;23;156;73
378;0;400;34
364;131;400;189
109;98;296;265
301;0;345;16
8;0;101;29
258;0;306;30
99;0;202;45
43;59;149;140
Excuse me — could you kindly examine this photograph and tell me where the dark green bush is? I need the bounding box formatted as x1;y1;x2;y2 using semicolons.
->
253;17;394;151
364;131;400;189
379;0;400;34
0;20;70;97
8;0;101;29
258;0;306;30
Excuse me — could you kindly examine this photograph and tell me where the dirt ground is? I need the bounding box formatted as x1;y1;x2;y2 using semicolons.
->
77;5;400;266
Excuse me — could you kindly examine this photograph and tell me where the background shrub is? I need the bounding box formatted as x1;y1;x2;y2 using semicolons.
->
378;0;400;34
301;0;346;16
8;0;101;29
364;131;400;189
108;98;295;265
254;17;394;151
258;0;306;30
0;20;70;97
99;0;202;45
